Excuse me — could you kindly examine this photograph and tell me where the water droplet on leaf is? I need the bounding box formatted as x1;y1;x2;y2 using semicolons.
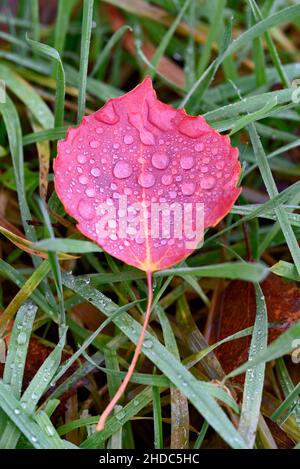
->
113;161;133;179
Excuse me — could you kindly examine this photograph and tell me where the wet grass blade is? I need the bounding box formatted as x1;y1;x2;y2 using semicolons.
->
0;63;53;128
0;301;37;448
152;381;163;449
77;0;94;123
156;305;189;449
0;96;36;241
0;381;58;449
33;238;102;253
238;284;268;448
26;36;65;127
229;97;278;136
248;123;300;276
158;262;268;282
227;321;300;379
0;260;50;337
62;273;246;449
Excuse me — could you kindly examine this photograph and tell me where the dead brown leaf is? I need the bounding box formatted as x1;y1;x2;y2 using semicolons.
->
208;273;300;378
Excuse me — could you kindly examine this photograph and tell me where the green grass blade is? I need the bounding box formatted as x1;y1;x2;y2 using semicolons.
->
62;273;246;449
248;123;300;276
270;261;300;282
226;321;300;379
197;0;226;77
152;383;163;449
147;0;191;80
53;0;77;60
238;284;268;448
34;411;66;449
26;36;65;127
77;0;94;123
0;260;50;337
249;0;290;88
0;381;58;449
271;381;300;423
30;0;39;43
157;262;268;282
33;238;102;253
0;63;53;128
91;25;132;77
229;97;278;136
0;95;36;241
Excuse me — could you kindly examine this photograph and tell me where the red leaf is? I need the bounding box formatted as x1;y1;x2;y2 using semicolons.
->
53;77;241;430
54;77;241;272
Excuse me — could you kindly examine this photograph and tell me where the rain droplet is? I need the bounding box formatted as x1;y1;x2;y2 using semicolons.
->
127;226;137;236
115;410;126;421
181;182;196;195
77;154;86;164
113;161;133;179
17;332;27;345
200;177;215;189
79;175;88;185
46;425;55;436
143;339;153;349
14;408;21;415
180;155;195;170
91;167;101;177
78;199;95;220
151;152;169;170
123;134;134;145
85;188;95;197
89;140;99;148
138;173;155;188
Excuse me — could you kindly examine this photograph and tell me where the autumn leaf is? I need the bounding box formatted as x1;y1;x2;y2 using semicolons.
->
208;273;300;379
53;77;241;430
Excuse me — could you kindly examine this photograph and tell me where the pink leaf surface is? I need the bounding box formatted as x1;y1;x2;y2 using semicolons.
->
54;77;241;272
54;77;242;431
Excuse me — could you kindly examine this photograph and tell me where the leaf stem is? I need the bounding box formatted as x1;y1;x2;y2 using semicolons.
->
96;270;153;431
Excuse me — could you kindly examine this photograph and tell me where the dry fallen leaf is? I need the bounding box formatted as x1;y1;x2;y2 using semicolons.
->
208;273;300;377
